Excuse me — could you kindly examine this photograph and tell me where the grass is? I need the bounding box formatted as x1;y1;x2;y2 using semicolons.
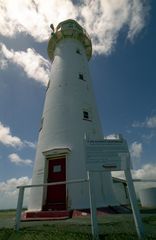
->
0;226;155;240
143;215;156;225
0;210;16;219
0;210;155;240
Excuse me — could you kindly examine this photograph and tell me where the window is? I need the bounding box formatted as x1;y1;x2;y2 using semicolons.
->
83;111;89;119
76;49;81;54
83;109;92;121
68;23;73;28
79;73;84;80
53;165;61;173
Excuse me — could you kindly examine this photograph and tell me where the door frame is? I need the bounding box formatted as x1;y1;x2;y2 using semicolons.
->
42;148;71;210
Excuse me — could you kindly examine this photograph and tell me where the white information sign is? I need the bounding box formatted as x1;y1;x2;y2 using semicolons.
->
85;137;144;240
86;139;131;171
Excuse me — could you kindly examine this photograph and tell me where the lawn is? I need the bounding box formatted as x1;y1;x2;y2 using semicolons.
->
0;210;155;240
0;209;16;219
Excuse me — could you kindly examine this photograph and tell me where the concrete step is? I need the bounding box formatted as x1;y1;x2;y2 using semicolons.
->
21;210;73;221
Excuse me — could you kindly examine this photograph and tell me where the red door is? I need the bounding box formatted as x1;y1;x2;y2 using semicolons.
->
45;158;66;210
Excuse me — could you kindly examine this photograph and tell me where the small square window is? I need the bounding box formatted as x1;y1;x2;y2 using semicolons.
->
68;23;73;28
83;109;92;121
53;165;61;173
83;111;89;120
79;73;84;80
76;49;81;54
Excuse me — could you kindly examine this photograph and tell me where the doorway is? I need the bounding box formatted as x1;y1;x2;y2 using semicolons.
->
45;157;66;210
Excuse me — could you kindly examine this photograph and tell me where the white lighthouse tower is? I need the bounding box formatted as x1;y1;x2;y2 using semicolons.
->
28;19;117;213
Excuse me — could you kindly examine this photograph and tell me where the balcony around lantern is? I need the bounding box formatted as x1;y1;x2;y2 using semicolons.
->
47;19;92;61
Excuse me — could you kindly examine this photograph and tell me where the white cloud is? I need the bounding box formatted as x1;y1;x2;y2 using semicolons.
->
130;141;143;158
132;164;156;180
0;0;150;55
0;176;31;193
0;121;36;149
0;43;50;86
127;0;150;41
146;116;156;128
9;153;33;166
0;122;23;148
112;163;156;195
142;132;155;143
132;115;156;129
78;0;149;54
0;51;8;70
0;0;76;42
132;121;145;128
23;140;36;149
112;163;156;180
0;176;31;209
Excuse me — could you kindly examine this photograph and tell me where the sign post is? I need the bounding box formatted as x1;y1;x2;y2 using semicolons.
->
125;169;144;239
86;138;144;240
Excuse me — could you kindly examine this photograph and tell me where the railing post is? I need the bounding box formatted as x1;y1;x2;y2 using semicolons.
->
15;186;25;231
88;171;99;240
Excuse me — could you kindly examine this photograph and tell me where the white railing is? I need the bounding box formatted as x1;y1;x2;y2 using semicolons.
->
15;178;88;232
15;173;146;240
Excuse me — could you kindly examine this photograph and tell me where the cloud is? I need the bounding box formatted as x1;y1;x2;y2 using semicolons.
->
0;176;31;193
8;153;33;166
0;43;50;86
23;140;36;149
0;122;23;148
142;132;155;143
132;163;156;180
0;0;150;55
127;0;150;41
132;115;156;129
78;0;150;54
112;163;156;180
112;164;156;197
0;176;31;209
132;115;156;144
0;0;77;42
146;115;156;128
132;121;145;128
0;121;35;149
0;50;8;70
130;141;143;158
112;163;156;195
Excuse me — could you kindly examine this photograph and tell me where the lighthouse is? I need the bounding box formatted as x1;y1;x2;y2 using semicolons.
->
28;19;118;213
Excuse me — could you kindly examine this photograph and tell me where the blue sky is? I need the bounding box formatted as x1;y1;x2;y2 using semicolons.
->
0;0;156;209
91;5;156;169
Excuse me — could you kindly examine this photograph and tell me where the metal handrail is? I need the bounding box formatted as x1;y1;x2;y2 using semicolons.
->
15;178;89;231
16;178;88;189
15;174;146;239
